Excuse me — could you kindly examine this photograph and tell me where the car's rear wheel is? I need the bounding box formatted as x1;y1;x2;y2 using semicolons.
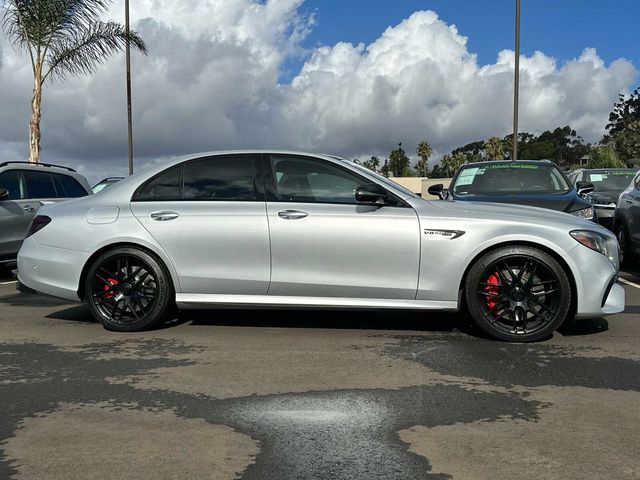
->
85;247;174;331
465;246;571;342
615;223;633;265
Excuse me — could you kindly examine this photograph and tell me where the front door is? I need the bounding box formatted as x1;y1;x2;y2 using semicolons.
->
265;154;421;299
131;154;270;295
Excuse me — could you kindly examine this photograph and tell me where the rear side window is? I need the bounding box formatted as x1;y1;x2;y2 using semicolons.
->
0;170;22;200
183;155;258;201
134;165;183;201
24;171;56;199
52;173;88;198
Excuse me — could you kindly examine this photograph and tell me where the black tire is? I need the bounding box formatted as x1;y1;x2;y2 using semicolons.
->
615;222;633;266
85;247;175;332
465;246;571;342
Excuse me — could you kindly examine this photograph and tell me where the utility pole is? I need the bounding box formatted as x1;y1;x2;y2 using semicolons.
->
512;0;521;161
125;0;134;175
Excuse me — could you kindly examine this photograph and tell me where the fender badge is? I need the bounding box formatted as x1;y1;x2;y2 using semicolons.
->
423;229;465;240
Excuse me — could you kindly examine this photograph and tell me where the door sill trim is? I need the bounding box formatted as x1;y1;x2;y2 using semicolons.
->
176;293;457;311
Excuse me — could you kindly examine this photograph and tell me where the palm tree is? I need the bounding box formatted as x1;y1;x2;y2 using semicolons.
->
416;141;432;177
2;0;147;163
484;136;505;160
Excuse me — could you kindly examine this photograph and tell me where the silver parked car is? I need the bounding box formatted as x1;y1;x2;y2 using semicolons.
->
17;151;624;341
0;161;91;265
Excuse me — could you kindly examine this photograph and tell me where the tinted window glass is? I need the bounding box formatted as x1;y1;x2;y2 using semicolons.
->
452;163;570;196
24;171;56;198
52;173;88;198
271;156;367;204
183;156;257;201
0;170;22;200
134;165;182;201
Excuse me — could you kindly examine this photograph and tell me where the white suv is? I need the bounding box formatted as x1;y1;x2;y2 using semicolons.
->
0;161;92;266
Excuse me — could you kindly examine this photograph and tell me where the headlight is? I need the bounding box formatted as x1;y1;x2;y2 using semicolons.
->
570;206;594;220
570;230;619;268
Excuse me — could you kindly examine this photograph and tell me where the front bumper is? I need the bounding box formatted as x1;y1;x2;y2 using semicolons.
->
594;207;615;229
571;243;625;319
17;237;86;302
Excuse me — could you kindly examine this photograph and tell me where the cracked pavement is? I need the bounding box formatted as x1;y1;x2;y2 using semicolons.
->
1;269;639;479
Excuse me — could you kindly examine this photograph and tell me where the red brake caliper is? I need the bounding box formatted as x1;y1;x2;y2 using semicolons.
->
103;278;119;299
484;273;500;309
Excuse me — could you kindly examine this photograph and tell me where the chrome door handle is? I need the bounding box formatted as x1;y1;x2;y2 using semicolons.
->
150;211;180;221
23;206;35;212
278;209;308;220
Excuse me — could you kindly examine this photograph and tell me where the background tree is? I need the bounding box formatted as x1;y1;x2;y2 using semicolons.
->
452;140;485;162
362;155;380;172
415;141;432;177
588;146;626;168
484;136;505;160
611;121;640;163
1;0;147;163
440;153;465;177
606;88;640;137
380;159;390;177
388;142;411;177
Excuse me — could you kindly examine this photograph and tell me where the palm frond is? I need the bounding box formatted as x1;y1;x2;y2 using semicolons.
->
44;20;147;82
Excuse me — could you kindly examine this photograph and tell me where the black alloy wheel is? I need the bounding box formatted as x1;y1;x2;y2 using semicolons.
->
465;246;571;342
85;247;174;331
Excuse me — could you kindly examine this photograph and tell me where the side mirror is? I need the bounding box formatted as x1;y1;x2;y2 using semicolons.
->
0;187;8;200
355;183;389;206
427;183;448;200
576;181;595;197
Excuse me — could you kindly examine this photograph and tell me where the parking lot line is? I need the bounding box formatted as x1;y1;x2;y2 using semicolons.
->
0;280;17;285
618;277;640;290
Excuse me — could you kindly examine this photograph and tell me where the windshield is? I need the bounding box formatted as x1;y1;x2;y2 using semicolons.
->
452;163;570;196
587;170;637;191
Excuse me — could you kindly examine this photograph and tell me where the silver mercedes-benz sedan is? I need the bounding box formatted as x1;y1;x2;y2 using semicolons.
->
17;151;624;341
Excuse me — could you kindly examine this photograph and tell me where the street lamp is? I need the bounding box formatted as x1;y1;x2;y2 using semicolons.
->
125;0;134;175
512;0;521;161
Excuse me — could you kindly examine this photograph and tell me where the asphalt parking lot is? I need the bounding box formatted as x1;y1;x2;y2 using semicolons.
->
1;267;639;480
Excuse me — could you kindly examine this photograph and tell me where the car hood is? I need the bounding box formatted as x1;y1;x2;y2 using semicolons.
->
449;191;590;213
420;199;599;230
590;190;620;205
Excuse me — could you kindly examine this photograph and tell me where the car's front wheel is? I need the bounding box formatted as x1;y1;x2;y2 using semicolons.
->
465;246;571;342
85;247;174;332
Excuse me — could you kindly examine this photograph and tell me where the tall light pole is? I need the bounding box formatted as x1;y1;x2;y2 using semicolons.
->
125;0;134;175
512;0;521;161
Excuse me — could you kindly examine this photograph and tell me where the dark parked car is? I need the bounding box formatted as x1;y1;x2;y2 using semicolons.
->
429;160;596;221
613;170;640;264
568;168;638;229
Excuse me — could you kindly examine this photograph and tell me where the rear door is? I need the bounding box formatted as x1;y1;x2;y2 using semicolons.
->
131;154;271;295
264;154;421;299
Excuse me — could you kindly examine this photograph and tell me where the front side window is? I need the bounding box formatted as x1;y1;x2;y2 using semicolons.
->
452;163;571;196
183;155;258;201
24;170;56;198
0;170;22;200
270;156;368;204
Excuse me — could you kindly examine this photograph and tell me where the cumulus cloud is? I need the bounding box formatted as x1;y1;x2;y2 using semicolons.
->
0;4;636;182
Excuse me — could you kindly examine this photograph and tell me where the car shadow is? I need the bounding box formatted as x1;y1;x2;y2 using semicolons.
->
559;317;609;336
174;308;481;336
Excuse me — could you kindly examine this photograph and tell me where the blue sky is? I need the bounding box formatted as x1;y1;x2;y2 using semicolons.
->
283;0;640;82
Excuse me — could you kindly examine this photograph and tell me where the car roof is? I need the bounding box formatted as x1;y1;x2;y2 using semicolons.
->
0;160;77;174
